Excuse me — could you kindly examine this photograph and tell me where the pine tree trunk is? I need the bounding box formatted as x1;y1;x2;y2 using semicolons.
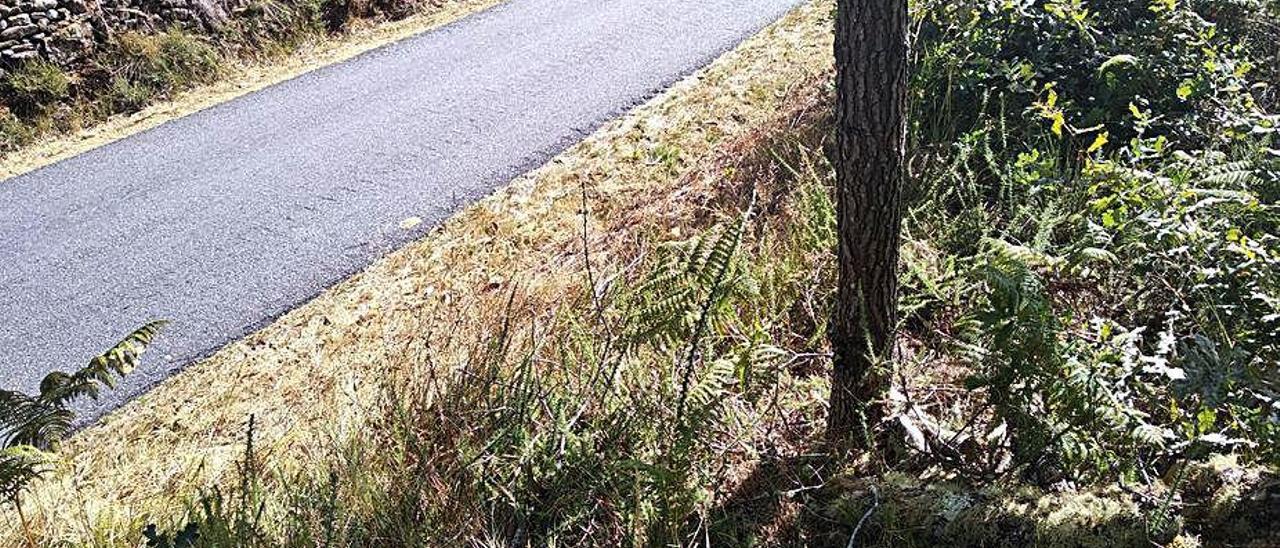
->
827;0;909;446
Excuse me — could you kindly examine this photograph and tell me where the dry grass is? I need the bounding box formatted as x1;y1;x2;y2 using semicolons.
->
0;0;503;181
1;2;835;544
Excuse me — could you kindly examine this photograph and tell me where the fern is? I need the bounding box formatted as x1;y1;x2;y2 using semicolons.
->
0;320;166;540
681;359;737;424
1;321;167;449
627;220;750;352
1199;159;1261;189
0;446;49;503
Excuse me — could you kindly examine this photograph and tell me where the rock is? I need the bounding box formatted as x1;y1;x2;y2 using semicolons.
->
0;22;35;39
32;0;57;9
7;12;30;25
4;48;39;60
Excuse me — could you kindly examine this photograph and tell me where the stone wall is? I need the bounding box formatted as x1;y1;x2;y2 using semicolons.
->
1;0;236;73
0;0;87;65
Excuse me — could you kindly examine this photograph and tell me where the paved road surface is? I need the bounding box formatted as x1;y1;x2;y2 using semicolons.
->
0;0;804;419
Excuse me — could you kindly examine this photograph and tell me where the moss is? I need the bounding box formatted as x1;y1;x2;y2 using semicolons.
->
828;476;1199;548
1033;491;1148;547
1178;455;1280;546
825;465;1280;548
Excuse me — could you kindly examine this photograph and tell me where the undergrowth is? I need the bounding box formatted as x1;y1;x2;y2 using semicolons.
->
131;124;841;546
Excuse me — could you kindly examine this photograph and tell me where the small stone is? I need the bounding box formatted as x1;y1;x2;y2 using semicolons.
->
6;49;38;60
0;22;35;39
7;12;30;25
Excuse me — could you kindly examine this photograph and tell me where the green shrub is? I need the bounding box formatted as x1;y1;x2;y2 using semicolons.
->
0;108;37;150
910;0;1267;153
903;0;1280;484
3;60;71;117
102;30;221;110
233;0;324;55
106;75;157;112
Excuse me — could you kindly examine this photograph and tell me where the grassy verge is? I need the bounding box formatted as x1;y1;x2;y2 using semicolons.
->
0;0;502;180
2;2;834;544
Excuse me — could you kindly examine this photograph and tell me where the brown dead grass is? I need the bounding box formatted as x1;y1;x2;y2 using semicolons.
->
2;1;835;544
0;0;503;181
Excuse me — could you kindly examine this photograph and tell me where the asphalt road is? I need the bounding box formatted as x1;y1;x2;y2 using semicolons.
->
0;0;804;419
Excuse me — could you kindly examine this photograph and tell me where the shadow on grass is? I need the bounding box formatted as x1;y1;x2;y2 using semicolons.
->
701;450;859;547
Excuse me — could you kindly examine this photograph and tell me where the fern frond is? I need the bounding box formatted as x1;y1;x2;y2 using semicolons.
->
684;358;736;418
1201;171;1257;187
1;388;75;449
682;231;714;275
39;321;168;407
0;391;44;446
0;445;51;501
697;222;744;287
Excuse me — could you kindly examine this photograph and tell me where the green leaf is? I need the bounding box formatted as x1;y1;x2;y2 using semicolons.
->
1176;81;1194;100
1098;54;1137;74
1197;408;1216;432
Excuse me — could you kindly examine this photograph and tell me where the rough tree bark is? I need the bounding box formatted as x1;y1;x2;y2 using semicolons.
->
827;0;909;446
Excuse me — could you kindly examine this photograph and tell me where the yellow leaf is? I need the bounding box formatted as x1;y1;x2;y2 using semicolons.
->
1177;81;1194;100
1088;131;1109;153
1051;113;1065;137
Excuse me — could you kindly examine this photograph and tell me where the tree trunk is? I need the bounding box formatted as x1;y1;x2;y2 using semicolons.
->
14;495;36;548
827;0;909;447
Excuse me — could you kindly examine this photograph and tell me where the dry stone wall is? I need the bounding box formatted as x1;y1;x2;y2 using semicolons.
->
0;0;238;75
